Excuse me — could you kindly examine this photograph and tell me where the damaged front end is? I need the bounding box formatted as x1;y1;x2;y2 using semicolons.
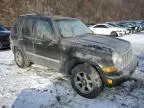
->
60;35;138;87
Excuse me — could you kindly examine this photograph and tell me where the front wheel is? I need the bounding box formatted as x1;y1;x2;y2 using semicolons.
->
110;31;118;37
70;64;103;99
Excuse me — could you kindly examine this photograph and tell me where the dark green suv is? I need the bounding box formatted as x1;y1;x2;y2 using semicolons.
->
10;14;137;98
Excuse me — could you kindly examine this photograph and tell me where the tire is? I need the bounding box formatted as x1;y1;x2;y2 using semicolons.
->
110;31;118;37
14;49;30;68
70;64;103;99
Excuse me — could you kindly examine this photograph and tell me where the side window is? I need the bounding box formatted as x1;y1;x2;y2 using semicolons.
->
94;25;99;28
94;25;108;28
22;19;34;36
101;25;108;28
36;20;53;39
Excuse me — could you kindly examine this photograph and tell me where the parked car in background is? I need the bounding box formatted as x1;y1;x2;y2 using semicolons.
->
10;14;137;98
0;24;10;49
115;23;133;34
106;23;131;35
89;23;127;37
141;23;144;30
127;21;142;32
117;23;136;33
135;21;144;32
5;26;11;31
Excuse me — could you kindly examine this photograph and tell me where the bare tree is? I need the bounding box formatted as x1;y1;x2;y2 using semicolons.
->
0;0;144;26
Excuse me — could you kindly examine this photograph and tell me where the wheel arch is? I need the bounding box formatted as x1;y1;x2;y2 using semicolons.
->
110;31;118;37
60;57;107;85
61;57;104;75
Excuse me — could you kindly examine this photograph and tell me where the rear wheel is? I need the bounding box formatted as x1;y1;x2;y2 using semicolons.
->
70;64;103;99
110;31;118;37
14;49;31;68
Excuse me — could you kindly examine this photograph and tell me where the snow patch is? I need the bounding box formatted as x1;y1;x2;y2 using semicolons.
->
0;32;144;108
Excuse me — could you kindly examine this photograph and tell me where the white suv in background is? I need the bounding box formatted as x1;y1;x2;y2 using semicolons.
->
89;24;127;37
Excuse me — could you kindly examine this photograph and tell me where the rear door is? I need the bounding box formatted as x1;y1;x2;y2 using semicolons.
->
21;18;35;53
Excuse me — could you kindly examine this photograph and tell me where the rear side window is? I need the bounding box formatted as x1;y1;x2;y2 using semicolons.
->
12;22;18;34
36;20;54;39
22;18;34;36
12;17;23;35
94;25;108;28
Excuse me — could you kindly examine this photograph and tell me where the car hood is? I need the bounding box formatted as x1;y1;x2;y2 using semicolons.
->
62;34;131;54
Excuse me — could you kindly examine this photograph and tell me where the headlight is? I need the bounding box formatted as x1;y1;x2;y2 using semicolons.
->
112;52;123;70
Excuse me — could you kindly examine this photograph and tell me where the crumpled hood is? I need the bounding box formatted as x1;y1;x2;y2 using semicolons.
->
62;34;131;54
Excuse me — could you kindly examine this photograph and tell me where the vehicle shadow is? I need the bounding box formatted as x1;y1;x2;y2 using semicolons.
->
11;77;144;108
11;80;77;108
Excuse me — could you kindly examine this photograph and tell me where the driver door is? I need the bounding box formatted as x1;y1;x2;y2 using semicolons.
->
33;19;61;68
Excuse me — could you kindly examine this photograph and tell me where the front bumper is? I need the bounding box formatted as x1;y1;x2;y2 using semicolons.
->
103;58;138;87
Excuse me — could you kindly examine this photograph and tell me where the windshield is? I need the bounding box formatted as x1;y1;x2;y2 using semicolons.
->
55;19;92;37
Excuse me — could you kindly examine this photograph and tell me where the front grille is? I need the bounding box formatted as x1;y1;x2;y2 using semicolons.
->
121;48;133;68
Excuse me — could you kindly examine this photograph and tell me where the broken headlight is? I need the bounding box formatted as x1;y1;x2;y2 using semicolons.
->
112;52;123;70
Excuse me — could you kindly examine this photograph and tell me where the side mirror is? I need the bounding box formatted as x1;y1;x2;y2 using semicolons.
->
42;34;60;45
43;34;52;42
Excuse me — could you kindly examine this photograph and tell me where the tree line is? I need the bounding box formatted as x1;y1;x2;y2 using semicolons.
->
0;0;144;26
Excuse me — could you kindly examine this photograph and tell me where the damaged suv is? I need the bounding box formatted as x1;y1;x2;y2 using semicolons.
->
10;14;137;98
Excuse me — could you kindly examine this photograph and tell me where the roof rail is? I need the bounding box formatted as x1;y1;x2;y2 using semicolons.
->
19;9;53;17
20;10;42;16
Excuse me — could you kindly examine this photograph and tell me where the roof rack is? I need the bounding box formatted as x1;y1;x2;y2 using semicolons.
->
19;9;53;17
20;10;42;16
